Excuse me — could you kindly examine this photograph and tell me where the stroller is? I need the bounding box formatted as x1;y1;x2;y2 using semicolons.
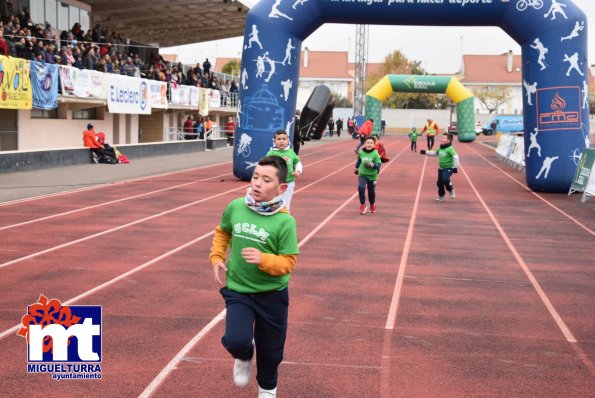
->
96;133;129;164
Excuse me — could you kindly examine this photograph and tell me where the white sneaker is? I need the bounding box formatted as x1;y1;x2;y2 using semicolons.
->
258;386;277;398
450;190;456;199
436;196;444;202
233;358;252;387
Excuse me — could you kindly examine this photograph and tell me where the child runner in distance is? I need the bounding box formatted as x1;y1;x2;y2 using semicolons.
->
420;133;459;201
266;129;302;212
409;127;420;152
209;156;299;398
354;135;382;214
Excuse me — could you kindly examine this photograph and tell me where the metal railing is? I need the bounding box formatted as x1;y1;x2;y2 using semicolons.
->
164;125;232;142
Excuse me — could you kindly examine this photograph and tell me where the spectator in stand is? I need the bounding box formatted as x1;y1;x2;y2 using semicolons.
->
221;80;231;106
185;69;199;86
71;22;83;41
43;42;56;64
83;123;104;163
224;116;236;144
103;54;113;73
61;45;75;66
170;66;180;84
112;58;122;74
132;53;143;71
73;52;84;69
193;62;202;79
200;73;209;88
203;58;211;77
183;115;195;140
145;64;158;80
95;58;106;72
82;29;92;43
124;56;138;77
84;46;98;70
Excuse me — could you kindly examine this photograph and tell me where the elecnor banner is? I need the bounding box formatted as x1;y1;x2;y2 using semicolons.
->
107;74;151;115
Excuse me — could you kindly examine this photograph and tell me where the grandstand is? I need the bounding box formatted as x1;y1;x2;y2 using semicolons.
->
0;0;250;155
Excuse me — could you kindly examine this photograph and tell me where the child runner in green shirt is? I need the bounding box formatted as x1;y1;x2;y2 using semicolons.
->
409;127;420;152
266;129;302;212
354;135;382;214
421;133;460;201
210;156;299;398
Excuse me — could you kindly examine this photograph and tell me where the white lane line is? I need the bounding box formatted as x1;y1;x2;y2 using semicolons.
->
0;184;248;271
138;141;409;398
461;166;577;343
0;147;356;272
0;146;365;340
385;156;428;330
468;144;594;237
0;230;216;340
0;173;232;232
0;160;233;207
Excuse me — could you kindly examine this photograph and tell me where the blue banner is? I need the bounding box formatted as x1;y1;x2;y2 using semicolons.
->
31;62;58;110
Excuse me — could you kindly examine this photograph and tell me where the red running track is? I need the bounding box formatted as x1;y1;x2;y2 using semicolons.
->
0;135;593;397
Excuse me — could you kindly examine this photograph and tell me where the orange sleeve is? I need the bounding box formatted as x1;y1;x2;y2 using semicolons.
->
209;225;231;265
257;254;297;276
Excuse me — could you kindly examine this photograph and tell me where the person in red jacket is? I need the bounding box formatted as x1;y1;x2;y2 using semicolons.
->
82;123;104;163
224;116;236;145
354;118;374;154
183;115;195;140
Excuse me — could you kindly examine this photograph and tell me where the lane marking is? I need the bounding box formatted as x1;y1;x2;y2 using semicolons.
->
461;166;577;343
468;144;594;237
138;142;408;398
385;156;427;330
0;149;351;271
0;143;376;341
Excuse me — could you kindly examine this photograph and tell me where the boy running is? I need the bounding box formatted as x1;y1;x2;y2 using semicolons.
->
210;156;299;398
354;135;382;214
266;129;302;212
421;133;459;201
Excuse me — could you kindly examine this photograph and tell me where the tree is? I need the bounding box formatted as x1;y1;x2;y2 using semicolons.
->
221;59;241;76
334;94;352;108
472;86;512;115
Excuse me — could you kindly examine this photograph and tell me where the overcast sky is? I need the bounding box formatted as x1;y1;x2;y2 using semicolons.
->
164;0;594;75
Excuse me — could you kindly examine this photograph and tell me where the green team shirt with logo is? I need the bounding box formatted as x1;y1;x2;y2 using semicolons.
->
410;131;420;142
357;149;381;181
220;198;299;293
436;145;458;169
266;148;300;183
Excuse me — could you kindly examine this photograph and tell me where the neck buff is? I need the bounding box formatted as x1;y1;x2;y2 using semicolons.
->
245;187;285;216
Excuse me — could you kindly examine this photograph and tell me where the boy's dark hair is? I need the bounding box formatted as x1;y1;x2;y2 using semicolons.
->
365;135;377;143
274;129;288;137
258;156;288;183
445;133;454;142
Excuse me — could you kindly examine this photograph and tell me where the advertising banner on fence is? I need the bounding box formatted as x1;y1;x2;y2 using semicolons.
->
0;55;32;109
148;80;167;109
199;88;210;115
31;61;58;110
58;66;106;99
107;74;150;114
209;89;221;109
190;87;199;107
569;148;595;195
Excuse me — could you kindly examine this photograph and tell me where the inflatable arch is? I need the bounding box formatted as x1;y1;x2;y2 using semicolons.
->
235;0;589;193
365;75;476;142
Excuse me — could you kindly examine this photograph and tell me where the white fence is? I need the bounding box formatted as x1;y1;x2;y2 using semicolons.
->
495;134;525;170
